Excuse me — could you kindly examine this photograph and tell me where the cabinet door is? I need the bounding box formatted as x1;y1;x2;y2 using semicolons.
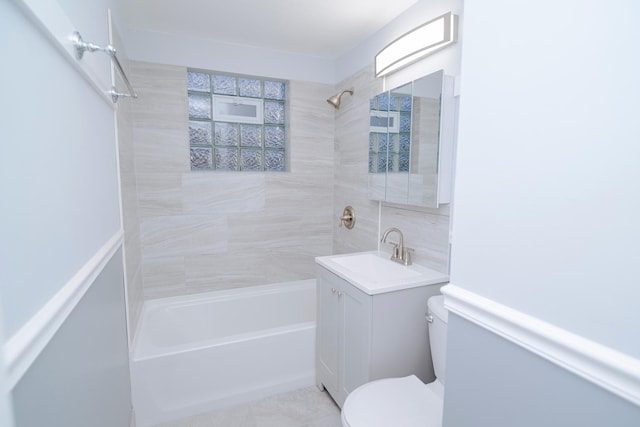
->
316;269;340;396
339;283;372;404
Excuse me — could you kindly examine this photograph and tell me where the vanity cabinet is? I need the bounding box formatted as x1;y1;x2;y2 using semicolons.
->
315;263;444;408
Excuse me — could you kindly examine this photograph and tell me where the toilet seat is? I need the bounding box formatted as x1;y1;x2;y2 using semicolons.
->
341;375;443;427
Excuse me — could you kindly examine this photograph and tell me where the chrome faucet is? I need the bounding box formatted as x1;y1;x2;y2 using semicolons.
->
380;227;413;266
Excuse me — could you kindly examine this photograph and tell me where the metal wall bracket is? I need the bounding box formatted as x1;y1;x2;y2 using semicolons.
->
339;206;356;229
70;30;138;103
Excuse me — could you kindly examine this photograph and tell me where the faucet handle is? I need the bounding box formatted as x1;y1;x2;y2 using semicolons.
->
391;243;400;258
402;247;414;266
383;240;399;257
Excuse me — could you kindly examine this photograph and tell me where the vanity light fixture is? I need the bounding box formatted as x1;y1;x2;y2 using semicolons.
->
375;12;458;78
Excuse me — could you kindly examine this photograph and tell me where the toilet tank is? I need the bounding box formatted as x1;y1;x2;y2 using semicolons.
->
427;295;448;383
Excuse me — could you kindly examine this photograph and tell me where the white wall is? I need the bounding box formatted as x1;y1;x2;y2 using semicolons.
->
1;0;132;425
443;0;640;424
119;27;335;84
450;0;640;358
0;0;121;339
116;0;462;87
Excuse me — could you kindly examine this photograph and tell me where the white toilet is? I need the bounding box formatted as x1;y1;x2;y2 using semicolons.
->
341;295;448;427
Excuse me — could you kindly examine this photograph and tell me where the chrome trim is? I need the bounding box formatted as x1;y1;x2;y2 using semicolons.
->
71;31;138;103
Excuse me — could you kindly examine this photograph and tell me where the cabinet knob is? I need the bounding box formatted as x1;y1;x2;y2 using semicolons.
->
337;291;343;297
331;288;337;294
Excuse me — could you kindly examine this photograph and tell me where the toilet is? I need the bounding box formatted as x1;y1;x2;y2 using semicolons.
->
341;295;448;427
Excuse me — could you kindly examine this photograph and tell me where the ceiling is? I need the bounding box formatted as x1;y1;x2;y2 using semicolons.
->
115;0;420;59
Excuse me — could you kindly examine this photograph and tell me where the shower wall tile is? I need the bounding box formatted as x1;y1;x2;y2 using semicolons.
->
130;62;188;131
129;61;334;299
140;215;229;258
118;122;136;176
133;128;190;174
332;68;382;255
184;253;268;290
136;173;183;216
288;81;335;175
229;211;331;254
263;173;332;212
121;171;141;234
141;256;187;299
181;173;266;214
185;251;317;291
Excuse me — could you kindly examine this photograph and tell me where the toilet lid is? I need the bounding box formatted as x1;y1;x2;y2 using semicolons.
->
341;375;443;427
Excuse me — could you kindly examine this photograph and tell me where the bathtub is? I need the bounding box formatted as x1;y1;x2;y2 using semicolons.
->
130;279;316;427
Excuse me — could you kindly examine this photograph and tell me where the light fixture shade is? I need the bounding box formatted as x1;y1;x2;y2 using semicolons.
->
375;12;458;78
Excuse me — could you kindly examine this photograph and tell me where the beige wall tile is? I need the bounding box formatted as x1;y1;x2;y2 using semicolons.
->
130;62;188;131
134;128;189;174
128;61;335;299
140;215;229;258
181;173;266;215
136;173;183;217
332;68;382;254
124;60;452;303
141;256;186;299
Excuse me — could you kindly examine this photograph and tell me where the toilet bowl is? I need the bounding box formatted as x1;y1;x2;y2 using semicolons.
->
341;295;448;427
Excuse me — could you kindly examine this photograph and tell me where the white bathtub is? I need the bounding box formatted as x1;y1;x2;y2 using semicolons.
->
130;279;316;427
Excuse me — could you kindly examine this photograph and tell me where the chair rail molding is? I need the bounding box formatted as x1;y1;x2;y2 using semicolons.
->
4;230;124;389
441;284;640;406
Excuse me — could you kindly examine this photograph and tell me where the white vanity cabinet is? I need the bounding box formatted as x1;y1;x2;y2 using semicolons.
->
315;253;447;408
316;266;371;407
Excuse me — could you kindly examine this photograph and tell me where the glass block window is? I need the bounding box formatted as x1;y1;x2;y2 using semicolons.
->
188;70;287;171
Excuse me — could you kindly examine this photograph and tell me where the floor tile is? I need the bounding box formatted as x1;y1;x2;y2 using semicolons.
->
153;386;340;427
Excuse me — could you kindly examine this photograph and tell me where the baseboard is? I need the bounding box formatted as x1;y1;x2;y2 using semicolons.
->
441;284;640;406
4;230;124;389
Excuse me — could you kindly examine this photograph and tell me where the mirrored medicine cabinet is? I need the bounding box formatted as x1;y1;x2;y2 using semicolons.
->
368;70;455;208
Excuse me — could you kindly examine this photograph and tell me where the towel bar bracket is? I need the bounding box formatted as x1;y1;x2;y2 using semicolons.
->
70;30;138;103
71;31;110;60
110;87;134;103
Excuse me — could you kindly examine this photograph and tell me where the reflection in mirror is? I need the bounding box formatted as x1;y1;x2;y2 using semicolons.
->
368;70;453;208
409;70;443;206
368;82;412;203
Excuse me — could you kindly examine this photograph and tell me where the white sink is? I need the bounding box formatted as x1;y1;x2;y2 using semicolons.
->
316;251;448;295
331;253;422;282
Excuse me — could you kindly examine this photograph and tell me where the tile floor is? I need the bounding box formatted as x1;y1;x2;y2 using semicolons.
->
153;387;342;427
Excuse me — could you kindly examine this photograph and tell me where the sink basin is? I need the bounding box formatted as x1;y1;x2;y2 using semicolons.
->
316;251;448;295
331;253;422;282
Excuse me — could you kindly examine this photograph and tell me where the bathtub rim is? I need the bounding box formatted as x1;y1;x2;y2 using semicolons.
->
131;279;316;361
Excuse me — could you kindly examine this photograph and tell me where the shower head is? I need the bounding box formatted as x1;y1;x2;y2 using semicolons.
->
327;88;354;109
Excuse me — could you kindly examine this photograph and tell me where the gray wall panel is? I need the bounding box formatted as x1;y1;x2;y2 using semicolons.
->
443;314;640;426
12;250;131;427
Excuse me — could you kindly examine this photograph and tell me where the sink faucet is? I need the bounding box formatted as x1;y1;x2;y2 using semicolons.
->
380;227;413;266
